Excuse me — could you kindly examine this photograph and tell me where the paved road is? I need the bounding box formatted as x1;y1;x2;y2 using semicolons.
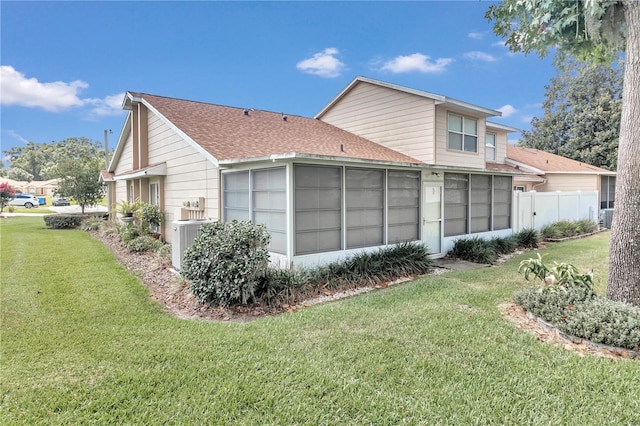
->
1;205;109;217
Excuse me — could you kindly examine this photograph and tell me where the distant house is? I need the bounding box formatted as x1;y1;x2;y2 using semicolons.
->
506;146;617;209
104;76;531;267
1;178;60;197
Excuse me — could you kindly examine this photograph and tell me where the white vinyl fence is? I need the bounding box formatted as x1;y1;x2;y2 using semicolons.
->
512;191;599;232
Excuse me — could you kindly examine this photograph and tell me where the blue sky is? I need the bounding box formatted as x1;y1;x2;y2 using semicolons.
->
1;1;556;159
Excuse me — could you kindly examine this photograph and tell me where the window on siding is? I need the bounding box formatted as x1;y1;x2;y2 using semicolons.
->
388;171;420;243
223;171;250;221
493;176;512;230
600;176;616;209
444;173;469;236
448;113;478;153
252;168;286;254
294;165;342;255
485;133;496;161
470;175;491;233
346;168;384;249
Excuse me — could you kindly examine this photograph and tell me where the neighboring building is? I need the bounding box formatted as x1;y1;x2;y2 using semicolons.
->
104;76;529;267
1;178;60;196
506;145;617;209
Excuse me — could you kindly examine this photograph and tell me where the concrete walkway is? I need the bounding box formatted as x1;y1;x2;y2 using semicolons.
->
433;258;490;271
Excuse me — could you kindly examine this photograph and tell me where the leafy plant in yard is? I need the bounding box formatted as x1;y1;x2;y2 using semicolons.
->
541;219;598;240
450;236;498;264
515;286;640;350
118;223;140;244
43;214;84;229
489;235;518;255
0;181;16;213
181;220;270;306
81;216;106;232
513;228;539;249
126;235;164;253
137;202;165;235
518;253;594;292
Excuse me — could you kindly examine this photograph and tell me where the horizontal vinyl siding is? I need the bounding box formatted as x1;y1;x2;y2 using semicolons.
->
114;133;134;174
435;107;486;169
321;82;435;163
538;174;598;192
147;112;219;239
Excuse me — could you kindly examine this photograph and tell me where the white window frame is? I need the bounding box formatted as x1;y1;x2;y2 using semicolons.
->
485;133;496;161
448;113;478;153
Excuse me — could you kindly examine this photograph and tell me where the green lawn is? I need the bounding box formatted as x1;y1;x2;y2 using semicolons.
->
1;217;638;425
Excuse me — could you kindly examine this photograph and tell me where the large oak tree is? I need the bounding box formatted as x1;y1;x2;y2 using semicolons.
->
487;0;640;306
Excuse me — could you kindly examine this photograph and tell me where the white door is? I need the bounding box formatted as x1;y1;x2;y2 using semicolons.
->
422;184;443;255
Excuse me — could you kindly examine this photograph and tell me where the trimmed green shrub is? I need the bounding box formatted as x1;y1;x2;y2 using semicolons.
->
43;214;83;229
126;235;163;253
182;221;270;306
515;286;640;350
513;228;539;249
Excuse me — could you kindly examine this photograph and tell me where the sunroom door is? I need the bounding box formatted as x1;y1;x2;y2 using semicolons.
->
422;183;443;255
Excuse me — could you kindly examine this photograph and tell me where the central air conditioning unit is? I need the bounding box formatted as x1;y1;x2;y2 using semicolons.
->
600;208;614;229
171;219;213;272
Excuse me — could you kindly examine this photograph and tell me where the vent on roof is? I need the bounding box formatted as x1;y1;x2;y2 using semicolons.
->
243;109;249;116
281;113;287;122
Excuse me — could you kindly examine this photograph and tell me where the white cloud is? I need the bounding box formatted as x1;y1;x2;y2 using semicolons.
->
497;104;517;117
464;51;497;62
296;48;345;78
85;92;126;118
5;129;29;144
1;66;87;112
468;32;485;40
0;66;124;117
380;53;453;74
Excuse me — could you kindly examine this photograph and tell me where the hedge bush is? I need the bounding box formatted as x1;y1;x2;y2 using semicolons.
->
255;242;434;305
43;214;83;229
181;221;270;306
126;235;163;253
515;287;640;350
540;219;598;240
450;230;538;264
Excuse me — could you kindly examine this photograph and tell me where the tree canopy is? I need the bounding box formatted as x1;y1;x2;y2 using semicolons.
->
520;57;622;170
487;0;640;306
2;137;106;181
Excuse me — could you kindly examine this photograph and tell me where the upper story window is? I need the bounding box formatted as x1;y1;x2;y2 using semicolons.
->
485;133;496;161
448;113;478;153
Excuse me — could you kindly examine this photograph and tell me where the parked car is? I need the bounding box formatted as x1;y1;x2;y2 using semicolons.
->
52;196;70;206
8;194;40;208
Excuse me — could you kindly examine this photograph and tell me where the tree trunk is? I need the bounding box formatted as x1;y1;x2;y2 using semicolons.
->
607;0;640;306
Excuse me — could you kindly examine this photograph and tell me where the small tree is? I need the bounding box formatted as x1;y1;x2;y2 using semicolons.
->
0;182;16;213
55;159;105;214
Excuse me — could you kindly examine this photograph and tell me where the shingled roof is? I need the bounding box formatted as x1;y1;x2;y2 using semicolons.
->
507;145;615;174
129;92;422;165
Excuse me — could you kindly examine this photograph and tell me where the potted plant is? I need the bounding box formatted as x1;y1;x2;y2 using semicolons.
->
116;199;142;220
137;202;165;235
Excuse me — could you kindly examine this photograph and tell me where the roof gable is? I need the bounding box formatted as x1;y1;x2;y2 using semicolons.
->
507;146;615;174
129;92;422;165
316;76;503;119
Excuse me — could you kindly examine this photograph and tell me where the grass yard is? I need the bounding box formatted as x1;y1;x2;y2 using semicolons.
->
1;217;638;424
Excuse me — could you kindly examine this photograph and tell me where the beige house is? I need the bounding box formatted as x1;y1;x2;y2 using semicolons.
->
507;145;616;209
104;76;529;267
1;178;60;196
